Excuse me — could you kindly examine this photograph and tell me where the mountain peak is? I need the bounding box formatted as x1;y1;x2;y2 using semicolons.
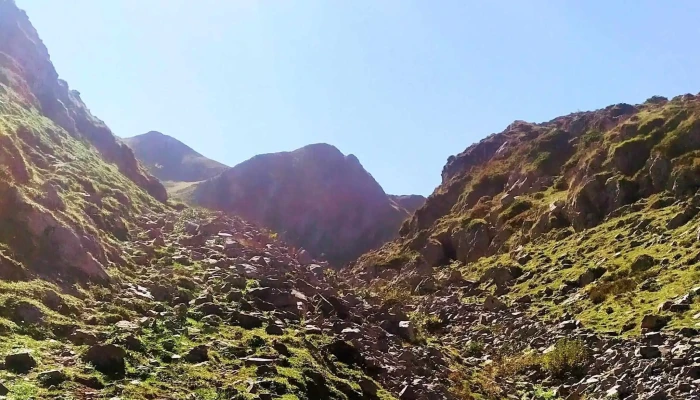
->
297;142;341;153
123;131;228;182
187;144;423;265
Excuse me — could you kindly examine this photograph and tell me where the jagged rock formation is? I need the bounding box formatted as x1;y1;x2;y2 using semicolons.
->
123;131;228;182
188;143;424;265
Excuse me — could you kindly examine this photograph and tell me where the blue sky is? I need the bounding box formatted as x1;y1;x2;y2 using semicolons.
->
18;1;700;196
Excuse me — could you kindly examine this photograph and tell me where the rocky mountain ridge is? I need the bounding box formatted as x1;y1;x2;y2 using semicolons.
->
0;0;167;284
185;143;425;266
349;94;700;397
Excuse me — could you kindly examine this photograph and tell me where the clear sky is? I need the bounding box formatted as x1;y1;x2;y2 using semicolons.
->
17;1;700;196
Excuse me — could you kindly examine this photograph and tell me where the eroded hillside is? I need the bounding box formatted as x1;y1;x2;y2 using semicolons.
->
346;96;700;399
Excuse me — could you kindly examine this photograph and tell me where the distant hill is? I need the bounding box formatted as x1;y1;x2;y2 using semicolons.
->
123;131;228;182
389;194;426;214
186;143;425;265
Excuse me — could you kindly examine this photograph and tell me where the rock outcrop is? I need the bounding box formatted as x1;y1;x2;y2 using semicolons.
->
123;131;228;182
189;143;424;265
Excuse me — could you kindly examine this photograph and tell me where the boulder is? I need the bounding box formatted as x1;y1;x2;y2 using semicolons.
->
399;384;418;400
640;314;670;331
69;329;99;346
193;302;224;317
452;220;492;264
398;320;417;342
324;340;364;366
303;367;331;399
5;351;37;373
11;301;44;324
38;369;68;387
231;311;264;329
421;238;445;268
359;378;379;397
83;344;126;376
483;295;507;312
480;265;522;287
577;266;607;287
248;287;302;309
631;254;656;272
174;303;188;318
636;346;661;359
414;277;437;295
184;345;209;363
667;207;698;229
297;249;313;265
265;324;284;335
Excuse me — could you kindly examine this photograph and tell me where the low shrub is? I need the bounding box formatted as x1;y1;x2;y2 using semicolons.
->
588;278;636;304
541;339;590;378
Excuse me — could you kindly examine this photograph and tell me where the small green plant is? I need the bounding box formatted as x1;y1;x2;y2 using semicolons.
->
580;130;603;147
464;340;484;357
374;282;412;307
526;386;560;400
501;199;533;221
323;268;337;280
247;335;265;349
541;339;590;378
587;278;636;304
408;311;443;342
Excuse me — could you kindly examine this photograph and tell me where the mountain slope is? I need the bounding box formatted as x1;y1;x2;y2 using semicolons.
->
0;0;168;282
340;95;700;398
5;1;699;399
0;4;408;399
353;94;700;333
187;143;424;265
123;131;228;182
0;4;166;204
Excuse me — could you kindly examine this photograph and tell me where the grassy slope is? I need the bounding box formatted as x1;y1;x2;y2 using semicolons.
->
0;61;394;400
355;95;700;335
0;209;397;400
